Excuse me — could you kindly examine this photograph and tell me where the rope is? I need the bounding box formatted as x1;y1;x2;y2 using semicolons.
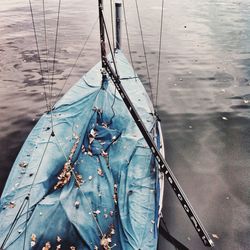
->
28;0;49;112
1;196;29;249
110;0;115;51
160;217;188;250
1;131;66;247
50;0;62;107
22;196;30;250
134;0;154;104
1;1;58;244
108;87;117;125
21;133;52;246
122;0;136;79
48;0;62;135
53;17;98;105
155;0;165;110
42;0;50;79
102;13;118;75
42;0;51;88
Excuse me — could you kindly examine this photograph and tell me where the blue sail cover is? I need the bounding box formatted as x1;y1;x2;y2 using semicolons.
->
0;51;161;250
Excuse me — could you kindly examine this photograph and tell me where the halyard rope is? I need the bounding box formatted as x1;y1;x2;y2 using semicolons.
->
50;0;62;106
155;0;165;110
102;13;119;76
48;0;62;135
134;0;154;104
54;17;98;105
28;0;49;112
42;0;51;91
110;0;115;51
122;0;137;79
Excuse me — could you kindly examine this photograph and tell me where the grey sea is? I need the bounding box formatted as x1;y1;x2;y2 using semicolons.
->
0;0;249;249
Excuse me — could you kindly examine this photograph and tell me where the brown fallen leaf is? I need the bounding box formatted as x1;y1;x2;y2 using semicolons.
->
42;241;51;250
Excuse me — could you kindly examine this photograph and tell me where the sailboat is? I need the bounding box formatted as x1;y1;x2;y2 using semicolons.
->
0;1;213;249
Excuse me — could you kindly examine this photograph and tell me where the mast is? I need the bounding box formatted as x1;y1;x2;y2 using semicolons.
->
115;1;122;50
97;1;214;247
98;0;106;70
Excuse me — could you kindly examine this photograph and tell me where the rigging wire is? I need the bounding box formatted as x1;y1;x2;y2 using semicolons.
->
0;196;29;249
22;197;30;250
22;133;53;244
122;0;136;79
42;0;51;87
50;0;62;106
110;0;115;51
2;1;113;246
28;0;49;112
48;0;62;135
2;133;54;246
134;0;154;104
102;12;119;76
15;135;52;248
108;87;117;125
53;17;99;105
155;0;165;110
2;0;58;245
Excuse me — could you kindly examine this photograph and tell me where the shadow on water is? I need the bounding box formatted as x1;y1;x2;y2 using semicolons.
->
157;109;250;249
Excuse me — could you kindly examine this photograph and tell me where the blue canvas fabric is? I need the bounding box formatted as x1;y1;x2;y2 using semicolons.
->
0;51;161;250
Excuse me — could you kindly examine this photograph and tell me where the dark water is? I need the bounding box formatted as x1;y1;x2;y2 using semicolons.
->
0;0;249;249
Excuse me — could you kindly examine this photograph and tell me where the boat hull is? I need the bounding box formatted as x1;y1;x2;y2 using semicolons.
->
0;51;164;250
